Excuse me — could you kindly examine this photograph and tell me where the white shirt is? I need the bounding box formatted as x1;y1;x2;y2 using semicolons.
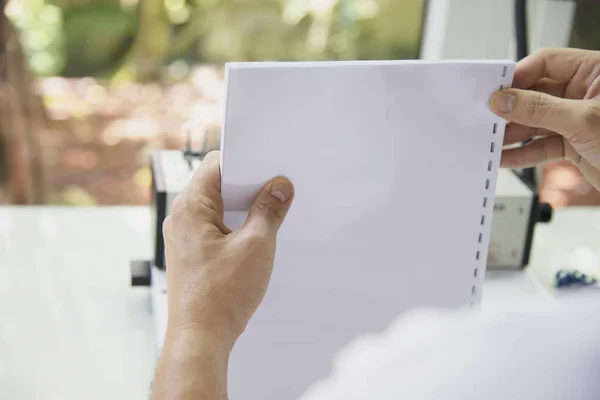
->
299;293;600;400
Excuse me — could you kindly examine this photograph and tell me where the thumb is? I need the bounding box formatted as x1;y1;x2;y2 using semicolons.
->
491;88;588;140
242;177;295;238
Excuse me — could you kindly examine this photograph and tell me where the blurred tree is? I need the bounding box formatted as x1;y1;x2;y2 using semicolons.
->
113;0;170;82
7;0;65;76
1;0;47;204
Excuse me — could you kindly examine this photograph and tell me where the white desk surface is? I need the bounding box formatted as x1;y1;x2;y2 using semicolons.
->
0;206;598;399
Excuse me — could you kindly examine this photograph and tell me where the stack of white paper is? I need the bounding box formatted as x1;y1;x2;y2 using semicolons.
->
220;60;515;399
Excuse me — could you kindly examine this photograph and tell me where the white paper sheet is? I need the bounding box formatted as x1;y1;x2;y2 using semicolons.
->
219;60;515;399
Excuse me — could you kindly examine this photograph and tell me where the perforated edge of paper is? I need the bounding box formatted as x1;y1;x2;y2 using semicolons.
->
471;64;512;306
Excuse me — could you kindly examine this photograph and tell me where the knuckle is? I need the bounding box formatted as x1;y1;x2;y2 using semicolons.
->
253;199;284;219
582;102;600;132
170;192;220;223
164;192;225;250
525;93;552;123
196;194;219;214
531;47;559;67
198;208;221;227
196;195;221;225
534;47;552;59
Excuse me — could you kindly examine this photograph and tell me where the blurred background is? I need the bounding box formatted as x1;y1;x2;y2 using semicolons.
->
0;0;599;207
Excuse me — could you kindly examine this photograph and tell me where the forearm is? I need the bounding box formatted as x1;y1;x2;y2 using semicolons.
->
152;327;232;400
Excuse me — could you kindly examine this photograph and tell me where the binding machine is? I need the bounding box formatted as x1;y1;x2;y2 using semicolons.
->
131;128;553;347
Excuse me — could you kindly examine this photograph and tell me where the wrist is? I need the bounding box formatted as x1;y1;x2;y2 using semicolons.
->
164;323;236;356
153;325;232;400
167;301;243;347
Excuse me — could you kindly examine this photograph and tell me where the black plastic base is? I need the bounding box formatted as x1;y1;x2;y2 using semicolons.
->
130;260;151;286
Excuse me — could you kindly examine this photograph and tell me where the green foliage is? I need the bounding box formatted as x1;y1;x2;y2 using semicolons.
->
6;0;65;76
7;0;427;80
113;0;171;82
192;0;425;62
61;3;136;77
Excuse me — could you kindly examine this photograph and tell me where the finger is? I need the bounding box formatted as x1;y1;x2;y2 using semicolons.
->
585;74;600;100
173;150;230;234
500;136;577;168
531;78;568;98
241;177;294;240
185;150;222;200
502;78;567;146
503;123;554;146
491;89;588;140
514;48;594;89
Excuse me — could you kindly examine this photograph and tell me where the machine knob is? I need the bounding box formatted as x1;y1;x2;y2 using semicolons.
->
538;202;553;223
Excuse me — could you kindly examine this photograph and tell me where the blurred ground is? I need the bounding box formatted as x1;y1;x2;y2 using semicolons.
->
38;65;224;205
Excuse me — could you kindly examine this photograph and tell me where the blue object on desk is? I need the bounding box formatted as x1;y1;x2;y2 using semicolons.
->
555;269;598;289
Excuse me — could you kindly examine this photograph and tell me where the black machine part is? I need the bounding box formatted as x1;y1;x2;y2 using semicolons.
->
131;260;151;287
538;202;553;223
514;0;538;187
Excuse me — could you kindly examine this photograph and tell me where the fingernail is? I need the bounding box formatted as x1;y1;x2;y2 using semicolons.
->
270;180;293;203
493;91;515;113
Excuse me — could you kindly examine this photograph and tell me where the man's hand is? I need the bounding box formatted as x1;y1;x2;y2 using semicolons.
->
490;48;600;189
152;150;294;399
164;150;294;342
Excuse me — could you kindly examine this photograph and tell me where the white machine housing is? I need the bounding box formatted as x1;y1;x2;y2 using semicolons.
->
489;168;551;269
147;150;549;269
